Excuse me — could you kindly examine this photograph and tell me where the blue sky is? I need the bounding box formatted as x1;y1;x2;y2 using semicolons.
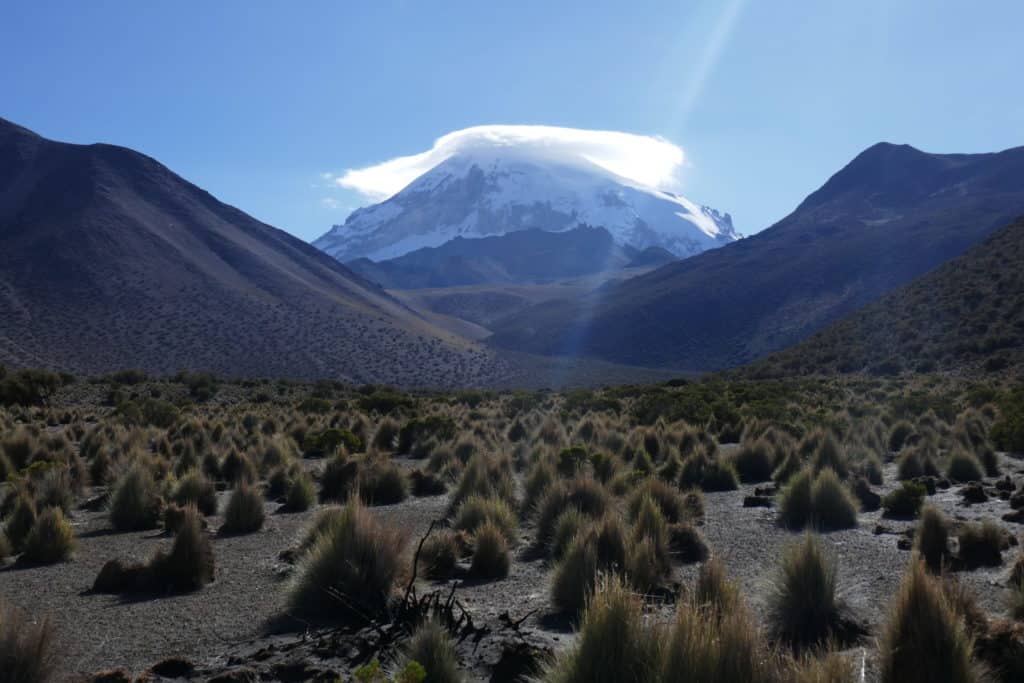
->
3;1;1022;242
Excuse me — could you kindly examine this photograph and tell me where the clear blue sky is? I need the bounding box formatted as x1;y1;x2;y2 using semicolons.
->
3;1;1022;241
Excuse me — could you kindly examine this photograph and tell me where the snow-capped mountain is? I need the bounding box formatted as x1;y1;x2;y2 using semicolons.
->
314;147;740;262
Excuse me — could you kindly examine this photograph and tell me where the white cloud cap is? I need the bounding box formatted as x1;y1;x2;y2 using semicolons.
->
336;124;686;201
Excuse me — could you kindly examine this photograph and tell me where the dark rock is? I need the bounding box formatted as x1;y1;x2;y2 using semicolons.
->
897;537;913;550
853;479;882;512
996;476;1015;492
753;485;777;497
743;495;773;508
151;657;195;678
961;483;988;504
1004;509;1024;524
1010;492;1024;510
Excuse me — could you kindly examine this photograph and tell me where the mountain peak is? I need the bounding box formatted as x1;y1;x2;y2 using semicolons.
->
314;147;739;262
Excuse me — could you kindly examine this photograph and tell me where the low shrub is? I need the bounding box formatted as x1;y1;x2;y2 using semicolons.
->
147;505;215;592
809;469;859;531
5;493;38;551
668;522;708;563
889;421;915;452
700;458;739;492
221;483;265;534
288;499;406;618
357;457;408;506
534;478;610;552
693;556;739;615
882;481;927;519
0;599;56;683
22;507;76;564
878;559;982;683
627;478;689;524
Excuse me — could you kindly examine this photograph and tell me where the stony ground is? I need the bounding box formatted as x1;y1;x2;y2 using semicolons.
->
3;448;1023;682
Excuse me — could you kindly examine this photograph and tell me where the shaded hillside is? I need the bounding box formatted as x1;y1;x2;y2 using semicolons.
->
0;118;510;385
747;217;1024;378
487;142;1024;371
347;225;636;289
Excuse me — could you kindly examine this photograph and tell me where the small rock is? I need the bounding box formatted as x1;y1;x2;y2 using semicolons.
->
753;485;777;496
743;495;773;508
1010;493;1024;510
996;476;1015;492
151;657;194;678
897;537;913;550
962;483;988;504
1004;509;1024;524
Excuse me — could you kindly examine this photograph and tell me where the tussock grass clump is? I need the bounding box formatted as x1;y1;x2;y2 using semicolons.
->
809;469;859;531
0;599;55;683
627;478;689;524
5;493;38;552
889;421;915;452
289;499;406;618
878;559;982;683
148;505;215;592
356;456;408;505
550;516;631;616
956;520;1004;569
452;495;517;543
779;469;858;531
172;469;218;516
22;507;75;564
700;457;740;492
767;535;844;651
668;522;708;563
731;438;775;483
534;477;610;552
404;620;462;683
319;455;359;502
522;459;556;516
693;556;739;615
220;449;256;484
915;504;950;573
551;508;588;561
543;575;662;683
449;453;515;511
946;451;984;483
282;471;316;512
469;520;510;579
660;598;778;683
221;482;265;534
421;531;461;580
109;464;163;531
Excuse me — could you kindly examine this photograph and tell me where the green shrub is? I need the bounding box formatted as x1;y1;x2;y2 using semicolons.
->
878;559;981;683
915;505;950;573
469;520;510;579
22;507;75;564
0;598;56;683
543;575;662;683
221;482;265;535
731;439;775;483
946;451;984;483
767;535;843;651
109;464;163;531
883;482;927;519
404;620;462;683
288;499;406;618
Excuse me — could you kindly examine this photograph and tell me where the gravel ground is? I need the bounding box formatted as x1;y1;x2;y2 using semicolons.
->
2;453;1023;681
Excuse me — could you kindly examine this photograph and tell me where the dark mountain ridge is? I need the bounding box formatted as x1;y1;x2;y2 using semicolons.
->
486;142;1024;371
0;117;509;385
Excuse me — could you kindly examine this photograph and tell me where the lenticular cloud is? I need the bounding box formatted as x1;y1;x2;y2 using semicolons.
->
336;125;686;200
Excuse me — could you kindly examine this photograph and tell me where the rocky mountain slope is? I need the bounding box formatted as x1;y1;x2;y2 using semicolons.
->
487;142;1024;371
747;216;1024;378
0;117;509;385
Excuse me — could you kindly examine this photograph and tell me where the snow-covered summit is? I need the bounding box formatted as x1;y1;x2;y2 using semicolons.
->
314;143;739;263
